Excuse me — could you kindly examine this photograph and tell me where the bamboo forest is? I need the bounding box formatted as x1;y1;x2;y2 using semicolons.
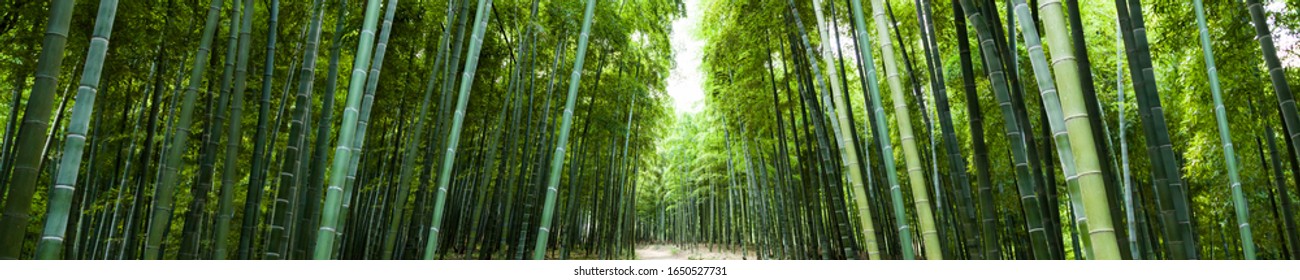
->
2;0;1300;261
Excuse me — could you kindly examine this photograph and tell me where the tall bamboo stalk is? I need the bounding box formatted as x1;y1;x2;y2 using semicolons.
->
33;0;120;260
843;0;910;260
238;0;279;259
1192;0;1255;259
1038;0;1122;259
1243;1;1300;260
531;0;597;260
319;3;351;256
951;0;1000;259
424;0;496;260
143;0;225;260
1116;0;1195;258
268;0;324;259
913;0;977;259
314;0;384;259
0;0;77;260
958;0;1050;259
811;0;880;260
1112;15;1142;261
871;0;940;260
1009;0;1092;260
213;0;255;260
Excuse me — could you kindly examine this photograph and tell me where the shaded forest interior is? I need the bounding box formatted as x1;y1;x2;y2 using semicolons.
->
2;0;1300;260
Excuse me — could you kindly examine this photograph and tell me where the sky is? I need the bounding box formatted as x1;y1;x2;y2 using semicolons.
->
1269;2;1300;67
665;0;705;115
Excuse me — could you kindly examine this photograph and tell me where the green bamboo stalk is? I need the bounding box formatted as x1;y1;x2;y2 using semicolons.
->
507;7;545;258
429;0;470;194
91;102;127;260
530;0;593;260
1019;0;1123;259
123;39;183;260
782;2;852;259
181;54;225;259
104;88;145;246
1277;112;1300;260
1244;1;1300;259
214;0;255;260
143;0;225;260
1146;0;1192;259
313;0;383;259
338;0;401;256
811;0;849;163
880;3;945;258
0;72;25;203
416;0;471;257
69;115;100;260
771;32;814;259
808;0;880;260
288;0;330;258
0;0;76;260
1262;114;1300;260
295;0;348;258
468;39;516;258
845;0;915;260
1031;0;1126;259
915;0;977;259
238;0;279;259
991;2;1058;257
952;0;1000;259
103;62;153;260
958;0;1050;260
181;0;243;259
405;0;458;259
366;0;416;257
1065;0;1130;259
1245;0;1300;189
1114;14;1140;260
33;0;119;260
870;0;941;260
268;0;324;259
145;17;188;260
804;2;847;154
1010;0;1092;260
1118;0;1195;258
309;0;348;260
348;0;406;260
1192;0;1255;259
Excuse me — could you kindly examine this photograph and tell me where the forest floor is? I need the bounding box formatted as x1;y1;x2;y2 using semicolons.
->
634;243;754;260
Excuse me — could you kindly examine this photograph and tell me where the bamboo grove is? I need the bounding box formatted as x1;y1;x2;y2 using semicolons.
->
653;0;1300;260
0;0;681;260
2;0;1300;261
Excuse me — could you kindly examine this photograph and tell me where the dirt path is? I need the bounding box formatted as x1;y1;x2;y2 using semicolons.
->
634;244;754;260
636;244;685;260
